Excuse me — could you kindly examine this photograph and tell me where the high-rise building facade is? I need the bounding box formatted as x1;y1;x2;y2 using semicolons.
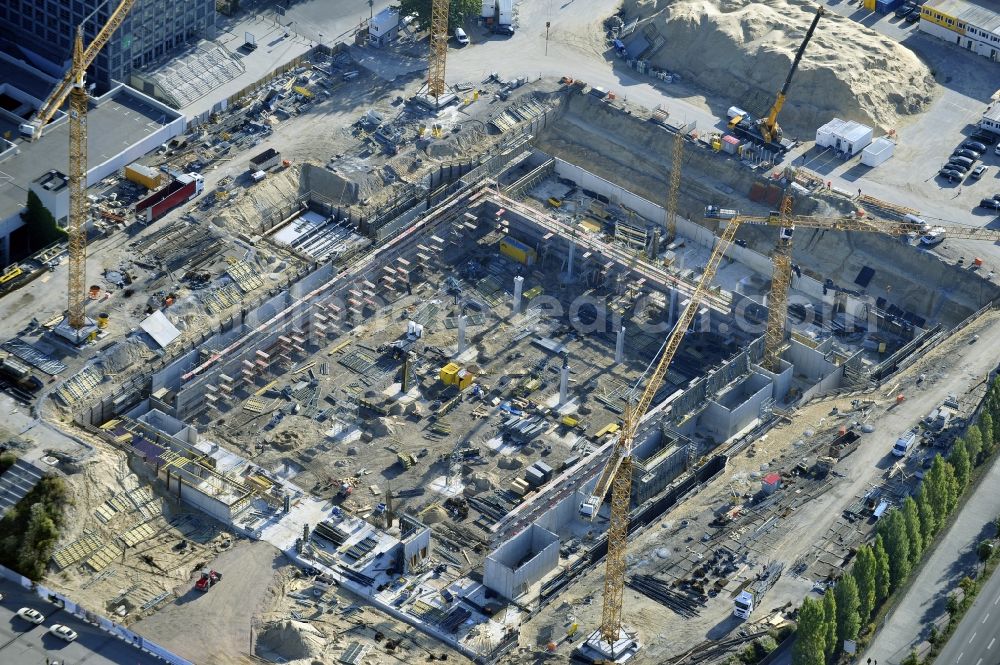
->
0;0;217;91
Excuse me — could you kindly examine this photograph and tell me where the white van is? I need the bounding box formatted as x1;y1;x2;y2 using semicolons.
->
455;28;469;45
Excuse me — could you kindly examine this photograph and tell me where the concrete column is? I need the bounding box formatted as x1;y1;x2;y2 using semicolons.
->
615;326;626;364
559;359;570;406
513;275;525;314
457;315;467;355
566;241;575;280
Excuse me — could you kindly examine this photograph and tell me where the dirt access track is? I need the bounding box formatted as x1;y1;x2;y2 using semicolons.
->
134;539;285;665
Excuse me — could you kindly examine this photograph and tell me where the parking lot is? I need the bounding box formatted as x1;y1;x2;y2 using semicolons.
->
0;579;152;665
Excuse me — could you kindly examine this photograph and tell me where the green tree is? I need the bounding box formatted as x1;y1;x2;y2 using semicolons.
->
873;534;891;605
916;487;936;548
980;413;995;455
924;455;949;522
959;576;977;608
881;510;911;590
949;444;970;495
398;0;486;30
965;426;983;467
823;589;837;662
852;545;877;621
22;190;65;251
978;540;994;562
834;575;862;652
902;497;924;566
792;597;827;665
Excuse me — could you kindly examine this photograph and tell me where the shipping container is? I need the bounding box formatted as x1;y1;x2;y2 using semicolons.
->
135;173;204;223
861;137;895;167
721;135;740;155
124;163;163;190
532;461;553;482
249;147;280;171
874;0;904;13
499;236;537;265
524;467;546;487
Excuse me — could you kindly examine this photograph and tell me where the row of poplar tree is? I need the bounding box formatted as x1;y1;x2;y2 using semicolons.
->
791;376;1000;665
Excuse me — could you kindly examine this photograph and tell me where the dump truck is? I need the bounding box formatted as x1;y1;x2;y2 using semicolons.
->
733;562;784;619
135;173;204;223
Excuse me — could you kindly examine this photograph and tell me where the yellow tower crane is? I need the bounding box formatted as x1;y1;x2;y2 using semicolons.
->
665;124;692;241
26;0;137;338
762;193;795;371
724;208;1000;369
427;0;450;101
580;216;745;660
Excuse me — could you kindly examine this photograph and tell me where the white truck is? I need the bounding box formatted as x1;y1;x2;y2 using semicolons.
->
892;429;917;457
495;0;514;33
734;562;784;620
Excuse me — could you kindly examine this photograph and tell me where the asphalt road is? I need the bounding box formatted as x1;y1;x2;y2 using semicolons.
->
0;578;153;665
933;556;1000;665
862;426;1000;664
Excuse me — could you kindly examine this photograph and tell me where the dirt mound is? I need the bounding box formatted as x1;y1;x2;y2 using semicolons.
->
257;620;325;661
625;0;936;133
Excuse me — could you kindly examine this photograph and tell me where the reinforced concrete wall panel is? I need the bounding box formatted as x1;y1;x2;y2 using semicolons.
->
552;158;667;227
291;263;336;299
725;379;773;438
152;349;200;394
402;526;431;573
753;360;793;402
485;524;559;599
787;339;836;382
722;239;775;277
800;364;845;401
163;471;233;524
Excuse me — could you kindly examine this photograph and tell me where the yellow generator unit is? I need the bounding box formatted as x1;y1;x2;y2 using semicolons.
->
499;236;537;266
440;362;460;385
439;363;475;390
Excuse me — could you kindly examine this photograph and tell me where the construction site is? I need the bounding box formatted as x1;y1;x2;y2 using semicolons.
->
3;0;1000;664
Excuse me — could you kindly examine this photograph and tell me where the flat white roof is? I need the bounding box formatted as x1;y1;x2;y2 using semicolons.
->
140;310;181;348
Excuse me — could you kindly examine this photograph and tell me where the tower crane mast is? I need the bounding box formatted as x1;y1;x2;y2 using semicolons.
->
715;207;1000;369
27;0;137;336
428;0;450;100
582;217;744;659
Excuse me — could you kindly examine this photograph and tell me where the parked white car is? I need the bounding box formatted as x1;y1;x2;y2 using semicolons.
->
49;624;78;642
16;607;45;625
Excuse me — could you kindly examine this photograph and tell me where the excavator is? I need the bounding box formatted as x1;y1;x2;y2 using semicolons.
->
729;6;824;154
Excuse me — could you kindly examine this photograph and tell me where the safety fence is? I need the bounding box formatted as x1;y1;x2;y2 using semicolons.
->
0;563;192;664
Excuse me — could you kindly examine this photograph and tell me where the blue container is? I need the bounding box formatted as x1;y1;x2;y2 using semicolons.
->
875;0;904;13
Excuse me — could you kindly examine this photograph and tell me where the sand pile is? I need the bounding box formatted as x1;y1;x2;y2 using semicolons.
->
625;0;935;133
256;620;326;661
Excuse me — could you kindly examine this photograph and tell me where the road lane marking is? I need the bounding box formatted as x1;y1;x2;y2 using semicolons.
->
984;613;990;623
976;659;982;665
994;593;999;605
971;632;977;643
958;653;964;662
988;638;995;649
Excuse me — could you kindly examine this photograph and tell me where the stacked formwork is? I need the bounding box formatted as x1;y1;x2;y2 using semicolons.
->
156;182;495;421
